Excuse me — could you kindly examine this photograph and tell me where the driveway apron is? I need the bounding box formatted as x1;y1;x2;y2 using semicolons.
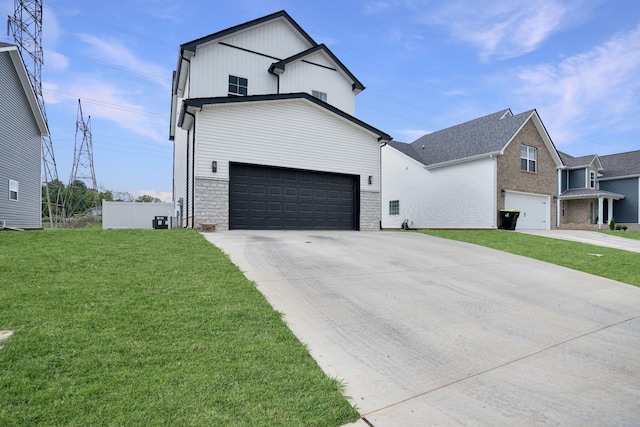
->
202;230;640;426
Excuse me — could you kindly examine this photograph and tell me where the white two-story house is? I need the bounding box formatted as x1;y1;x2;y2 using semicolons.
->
170;10;391;231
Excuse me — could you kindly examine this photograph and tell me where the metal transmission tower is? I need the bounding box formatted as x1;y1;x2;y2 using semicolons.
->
67;100;99;217
8;0;65;226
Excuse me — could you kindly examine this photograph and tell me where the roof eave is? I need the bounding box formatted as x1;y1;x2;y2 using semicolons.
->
180;93;391;141
559;191;625;200
425;151;501;169
599;174;640;181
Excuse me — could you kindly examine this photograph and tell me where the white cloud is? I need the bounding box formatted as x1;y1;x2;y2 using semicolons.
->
75;33;171;88
396;128;432;141
427;0;574;60
515;23;640;145
51;75;166;143
45;50;70;72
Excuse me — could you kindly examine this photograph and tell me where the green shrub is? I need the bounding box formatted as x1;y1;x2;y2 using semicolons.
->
622;225;628;231
609;218;616;230
616;224;622;230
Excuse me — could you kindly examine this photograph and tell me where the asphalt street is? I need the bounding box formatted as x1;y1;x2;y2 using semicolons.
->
202;230;640;426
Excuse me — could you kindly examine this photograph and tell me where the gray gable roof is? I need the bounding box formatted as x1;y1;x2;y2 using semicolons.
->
599;150;640;179
558;151;600;169
393;109;541;167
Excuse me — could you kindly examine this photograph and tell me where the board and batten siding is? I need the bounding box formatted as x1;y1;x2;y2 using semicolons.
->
190;41;278;98
189;20;310;99
278;51;355;114
193;99;381;191
382;145;497;229
0;51;42;229
221;19;310;62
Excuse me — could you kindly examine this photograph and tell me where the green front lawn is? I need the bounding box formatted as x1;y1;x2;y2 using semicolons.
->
419;230;640;287
0;229;358;426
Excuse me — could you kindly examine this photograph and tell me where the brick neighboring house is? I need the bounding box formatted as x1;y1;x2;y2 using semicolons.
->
381;109;563;229
559;150;640;230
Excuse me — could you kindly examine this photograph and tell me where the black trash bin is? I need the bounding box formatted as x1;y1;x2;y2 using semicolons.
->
498;209;520;230
152;216;168;229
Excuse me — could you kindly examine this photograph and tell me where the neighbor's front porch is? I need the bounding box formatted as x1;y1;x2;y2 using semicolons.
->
558;189;625;229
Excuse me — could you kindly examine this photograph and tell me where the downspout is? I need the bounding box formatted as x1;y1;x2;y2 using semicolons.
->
379;139;388;230
185;128;190;228
185;111;197;229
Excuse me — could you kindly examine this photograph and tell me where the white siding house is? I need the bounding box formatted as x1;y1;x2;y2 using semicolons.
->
382;109;563;230
170;11;390;231
0;42;48;229
382;146;497;229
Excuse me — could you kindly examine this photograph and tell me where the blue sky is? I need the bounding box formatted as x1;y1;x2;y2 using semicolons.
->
2;0;639;202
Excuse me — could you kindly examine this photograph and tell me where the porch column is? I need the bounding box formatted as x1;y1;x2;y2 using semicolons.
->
598;196;604;229
607;198;614;226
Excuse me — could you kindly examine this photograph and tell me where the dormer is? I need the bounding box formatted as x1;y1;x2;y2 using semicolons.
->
559;152;604;191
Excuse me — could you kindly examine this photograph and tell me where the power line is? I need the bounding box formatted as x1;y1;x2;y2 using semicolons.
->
43;45;172;84
44;4;176;47
42;89;167;119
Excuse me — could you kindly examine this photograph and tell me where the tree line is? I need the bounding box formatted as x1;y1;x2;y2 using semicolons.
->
42;180;163;219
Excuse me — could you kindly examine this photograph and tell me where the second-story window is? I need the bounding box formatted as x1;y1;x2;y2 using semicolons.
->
312;90;327;102
229;75;248;96
589;171;596;188
521;145;537;172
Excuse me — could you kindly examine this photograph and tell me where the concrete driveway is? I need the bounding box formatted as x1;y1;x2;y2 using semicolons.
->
202;231;640;426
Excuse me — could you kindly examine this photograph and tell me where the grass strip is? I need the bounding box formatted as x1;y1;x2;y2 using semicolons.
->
0;229;358;426
418;229;640;287
598;230;640;240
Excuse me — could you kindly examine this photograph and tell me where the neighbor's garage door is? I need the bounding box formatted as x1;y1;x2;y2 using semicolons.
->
505;191;550;230
229;163;358;230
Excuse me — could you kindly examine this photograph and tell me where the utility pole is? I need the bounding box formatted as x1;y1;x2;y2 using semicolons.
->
8;0;65;226
67;99;99;217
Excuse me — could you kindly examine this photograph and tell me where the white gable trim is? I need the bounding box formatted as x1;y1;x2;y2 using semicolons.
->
1;45;48;136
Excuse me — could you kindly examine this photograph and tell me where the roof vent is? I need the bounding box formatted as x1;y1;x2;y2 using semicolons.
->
421;145;425;150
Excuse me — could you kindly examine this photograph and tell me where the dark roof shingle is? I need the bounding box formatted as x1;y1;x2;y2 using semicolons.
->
393;109;538;166
599;150;640;178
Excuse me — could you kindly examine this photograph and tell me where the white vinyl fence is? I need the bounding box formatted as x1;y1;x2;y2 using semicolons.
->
102;201;176;229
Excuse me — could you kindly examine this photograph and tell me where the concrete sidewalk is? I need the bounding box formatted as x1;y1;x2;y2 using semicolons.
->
203;230;640;426
517;229;640;253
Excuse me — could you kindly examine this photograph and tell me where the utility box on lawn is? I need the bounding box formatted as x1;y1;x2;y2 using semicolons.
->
152;216;168;229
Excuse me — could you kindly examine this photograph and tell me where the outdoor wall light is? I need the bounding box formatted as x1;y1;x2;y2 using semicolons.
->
212;161;217;173
368;175;373;185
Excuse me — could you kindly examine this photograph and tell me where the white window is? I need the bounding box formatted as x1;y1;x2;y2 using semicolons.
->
9;179;18;201
521;145;537;172
312;90;327;102
561;201;566;217
228;75;248;96
389;200;399;215
589;171;596;188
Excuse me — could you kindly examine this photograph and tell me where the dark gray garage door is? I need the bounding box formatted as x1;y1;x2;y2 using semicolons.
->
229;163;359;230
